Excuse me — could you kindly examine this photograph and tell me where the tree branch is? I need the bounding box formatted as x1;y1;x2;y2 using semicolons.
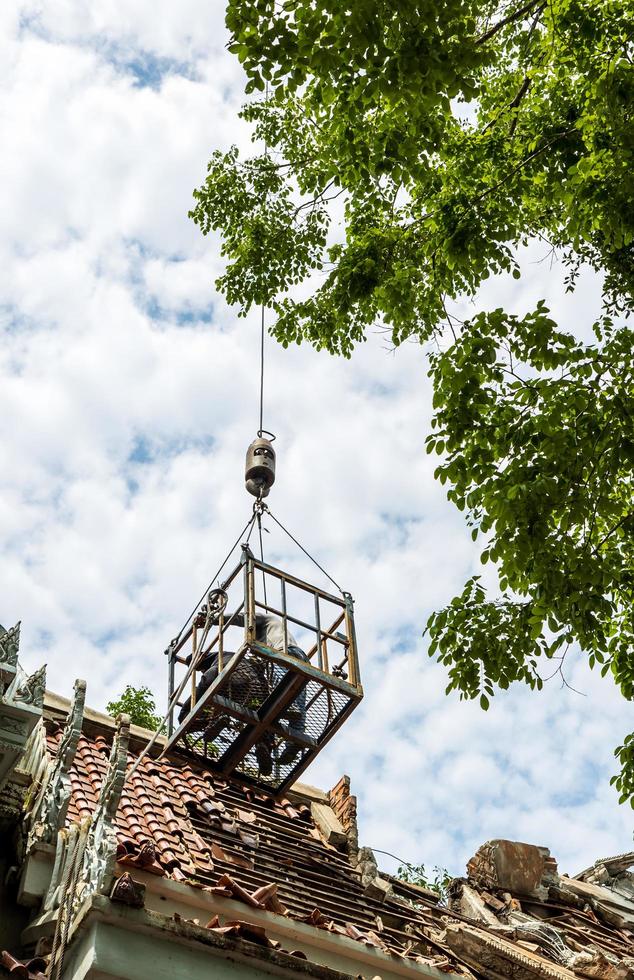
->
476;0;547;45
592;513;630;555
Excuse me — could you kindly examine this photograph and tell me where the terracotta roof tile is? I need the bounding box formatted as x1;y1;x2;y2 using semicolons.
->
0;953;47;980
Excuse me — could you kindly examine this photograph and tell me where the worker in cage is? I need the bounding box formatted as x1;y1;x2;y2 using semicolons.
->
179;610;308;775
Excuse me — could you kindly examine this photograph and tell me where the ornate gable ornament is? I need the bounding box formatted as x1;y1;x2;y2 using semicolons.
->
14;665;47;709
27;679;86;847
0;621;20;664
44;713;130;921
0;623;46;804
0;624;46;823
0;622;21;694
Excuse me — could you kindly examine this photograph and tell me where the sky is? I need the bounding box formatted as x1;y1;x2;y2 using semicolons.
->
1;1;632;879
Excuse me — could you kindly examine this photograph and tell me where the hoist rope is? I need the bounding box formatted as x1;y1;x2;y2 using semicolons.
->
257;81;269;439
245;513;257;546
258;303;265;437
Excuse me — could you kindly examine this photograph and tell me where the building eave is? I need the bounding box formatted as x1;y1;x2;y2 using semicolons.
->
60;893;355;980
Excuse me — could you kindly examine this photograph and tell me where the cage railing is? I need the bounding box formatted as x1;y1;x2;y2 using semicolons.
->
164;546;362;793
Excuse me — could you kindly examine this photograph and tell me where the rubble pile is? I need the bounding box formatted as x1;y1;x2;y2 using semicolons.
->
444;841;634;980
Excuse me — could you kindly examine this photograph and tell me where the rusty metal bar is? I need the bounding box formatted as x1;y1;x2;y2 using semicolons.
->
305;610;346;661
211;694;258;725
190;625;198;710
314;594;323;671
167;650;175;737
246;560;256;645
162;643;249;755
280;578;288;657
217;609;224;673
344;593;360;690
249;557;344;606
321;634;329;676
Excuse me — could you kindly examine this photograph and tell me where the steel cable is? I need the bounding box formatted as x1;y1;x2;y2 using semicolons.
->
124;511;257;781
265;506;344;596
171;512;256;647
257;80;269;439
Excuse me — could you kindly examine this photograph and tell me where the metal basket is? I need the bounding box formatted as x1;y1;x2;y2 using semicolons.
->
165;547;363;795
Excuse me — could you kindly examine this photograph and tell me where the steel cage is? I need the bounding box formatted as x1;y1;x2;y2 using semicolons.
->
165;547;363;795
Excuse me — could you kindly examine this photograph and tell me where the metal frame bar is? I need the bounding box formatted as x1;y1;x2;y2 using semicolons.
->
167;654;175;737
163;642;248;754
250;555;344;606
344;593;360;689
305;610;346;660
314;594;323;671
280;578;288;657
190;625;197;711
252;599;347;647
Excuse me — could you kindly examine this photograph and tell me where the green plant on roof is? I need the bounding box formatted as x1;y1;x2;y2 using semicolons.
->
397;862;452;904
106;685;162;731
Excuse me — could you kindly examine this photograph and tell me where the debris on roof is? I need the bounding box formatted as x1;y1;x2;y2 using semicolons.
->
4;693;633;980
35;719;634;979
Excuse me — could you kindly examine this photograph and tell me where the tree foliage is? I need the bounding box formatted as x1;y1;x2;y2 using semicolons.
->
106;685;162;731
192;0;634;801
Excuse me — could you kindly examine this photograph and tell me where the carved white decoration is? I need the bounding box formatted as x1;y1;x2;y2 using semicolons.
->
0;622;20;668
14;665;47;708
45;714;130;919
27;679;86;846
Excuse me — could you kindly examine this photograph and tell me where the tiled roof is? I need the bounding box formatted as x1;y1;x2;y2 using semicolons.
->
46;724;454;966
44;719;634;979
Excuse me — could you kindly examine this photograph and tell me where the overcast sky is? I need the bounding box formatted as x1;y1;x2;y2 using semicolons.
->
2;1;632;879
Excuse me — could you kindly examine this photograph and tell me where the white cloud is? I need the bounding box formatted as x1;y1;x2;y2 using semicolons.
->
1;0;631;882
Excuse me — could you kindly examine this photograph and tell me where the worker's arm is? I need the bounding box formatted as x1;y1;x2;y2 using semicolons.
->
216;610;266;631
